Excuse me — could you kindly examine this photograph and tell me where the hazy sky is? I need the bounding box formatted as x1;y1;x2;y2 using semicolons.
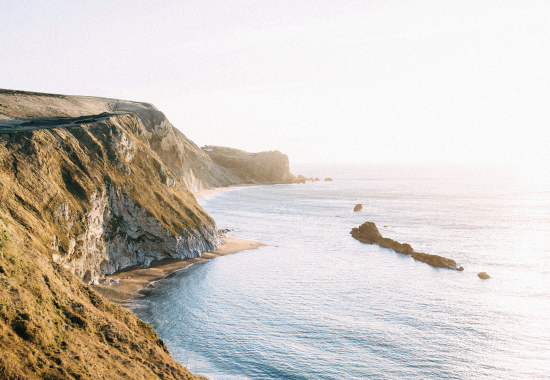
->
1;0;549;170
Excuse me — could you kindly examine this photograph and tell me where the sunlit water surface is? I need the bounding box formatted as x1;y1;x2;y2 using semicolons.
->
132;164;550;379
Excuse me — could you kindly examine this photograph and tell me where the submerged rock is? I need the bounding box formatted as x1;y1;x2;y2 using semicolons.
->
478;272;490;279
353;204;363;212
350;221;463;271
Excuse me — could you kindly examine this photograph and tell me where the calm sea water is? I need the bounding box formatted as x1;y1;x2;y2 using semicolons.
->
132;164;550;379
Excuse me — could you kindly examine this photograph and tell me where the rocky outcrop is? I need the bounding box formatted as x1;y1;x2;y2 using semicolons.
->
202;145;297;184
353;204;363;211
296;174;319;184
351;222;463;271
0;89;226;285
50;183;221;284
478;272;490;279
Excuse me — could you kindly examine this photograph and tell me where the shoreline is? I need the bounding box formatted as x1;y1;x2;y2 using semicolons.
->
93;185;265;305
93;236;265;305
193;184;258;199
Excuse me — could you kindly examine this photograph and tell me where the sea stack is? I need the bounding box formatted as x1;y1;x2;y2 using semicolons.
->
353;204;363;211
350;221;464;271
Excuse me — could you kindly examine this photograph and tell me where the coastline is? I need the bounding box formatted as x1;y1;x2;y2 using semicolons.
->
93;186;266;305
192;184;258;199
93;237;265;305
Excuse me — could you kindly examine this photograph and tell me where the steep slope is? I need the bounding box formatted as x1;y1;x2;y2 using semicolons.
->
0;89;231;378
0;221;202;379
0;89;236;192
0;89;238;285
0;88;297;378
202;145;297;184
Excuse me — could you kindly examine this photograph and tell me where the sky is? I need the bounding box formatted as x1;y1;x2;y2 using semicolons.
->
1;0;549;171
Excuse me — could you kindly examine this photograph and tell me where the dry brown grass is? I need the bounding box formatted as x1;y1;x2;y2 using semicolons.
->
0;221;202;379
0;90;216;379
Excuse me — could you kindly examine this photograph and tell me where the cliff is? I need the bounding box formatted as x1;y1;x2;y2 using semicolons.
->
0;88;301;378
0;222;202;379
0;89;256;378
0;89;236;192
0;89;232;286
202;145;297;184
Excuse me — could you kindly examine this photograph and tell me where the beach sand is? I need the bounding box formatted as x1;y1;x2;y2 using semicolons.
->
93;237;264;305
192;184;257;199
93;185;264;305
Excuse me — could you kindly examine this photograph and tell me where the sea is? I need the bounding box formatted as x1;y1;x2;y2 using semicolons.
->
132;164;550;380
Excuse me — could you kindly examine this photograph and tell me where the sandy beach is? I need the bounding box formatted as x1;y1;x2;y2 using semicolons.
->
192;184;258;199
93;237;264;305
93;185;264;305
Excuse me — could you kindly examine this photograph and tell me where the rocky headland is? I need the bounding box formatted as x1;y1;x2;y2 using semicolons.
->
351;222;464;271
202;145;297;184
0;89;231;286
0;89;296;378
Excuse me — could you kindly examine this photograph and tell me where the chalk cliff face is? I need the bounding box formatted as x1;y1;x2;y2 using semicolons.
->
0;89;234;285
202;145;297;184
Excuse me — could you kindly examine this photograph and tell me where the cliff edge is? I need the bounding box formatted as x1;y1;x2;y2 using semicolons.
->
0;89;230;285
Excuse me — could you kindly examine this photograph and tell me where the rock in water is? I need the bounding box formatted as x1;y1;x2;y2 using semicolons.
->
353;204;363;212
478;272;490;279
350;221;463;271
296;174;307;184
324;178;333;181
